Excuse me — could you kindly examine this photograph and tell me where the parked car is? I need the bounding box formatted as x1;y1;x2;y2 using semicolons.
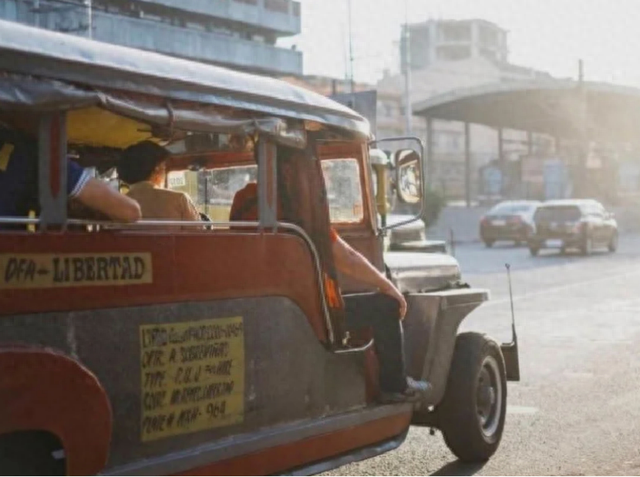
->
479;200;540;247
528;199;618;256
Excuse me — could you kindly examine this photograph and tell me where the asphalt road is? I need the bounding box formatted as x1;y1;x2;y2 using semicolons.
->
330;235;640;476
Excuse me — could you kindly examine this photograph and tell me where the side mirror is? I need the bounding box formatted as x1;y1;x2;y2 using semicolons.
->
395;149;421;204
368;136;424;233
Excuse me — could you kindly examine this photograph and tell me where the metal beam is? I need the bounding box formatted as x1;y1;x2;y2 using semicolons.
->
426;116;433;189
498;128;504;196
465;122;471;208
257;139;278;229
38;112;68;227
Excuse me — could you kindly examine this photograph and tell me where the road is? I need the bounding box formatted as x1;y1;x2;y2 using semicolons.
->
330;235;640;476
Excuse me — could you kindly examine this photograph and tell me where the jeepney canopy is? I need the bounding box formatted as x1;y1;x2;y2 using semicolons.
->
0;20;370;147
413;79;640;144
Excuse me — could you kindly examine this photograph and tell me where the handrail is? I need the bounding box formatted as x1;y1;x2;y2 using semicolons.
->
0;216;373;353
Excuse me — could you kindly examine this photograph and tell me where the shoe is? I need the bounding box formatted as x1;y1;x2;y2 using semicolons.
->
379;377;432;404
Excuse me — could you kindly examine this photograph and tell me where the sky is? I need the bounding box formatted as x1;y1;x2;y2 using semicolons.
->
279;0;640;87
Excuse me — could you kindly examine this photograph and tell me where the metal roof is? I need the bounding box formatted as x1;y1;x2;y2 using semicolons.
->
0;20;369;137
413;80;640;143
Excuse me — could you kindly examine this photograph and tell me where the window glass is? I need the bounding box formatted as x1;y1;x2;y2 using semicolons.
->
167;165;257;221
321;158;364;223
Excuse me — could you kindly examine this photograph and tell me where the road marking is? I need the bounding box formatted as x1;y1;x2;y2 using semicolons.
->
483;267;640;308
507;405;538;415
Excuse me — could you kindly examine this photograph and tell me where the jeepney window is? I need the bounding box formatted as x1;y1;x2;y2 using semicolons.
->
167;165;257;221
321;158;364;223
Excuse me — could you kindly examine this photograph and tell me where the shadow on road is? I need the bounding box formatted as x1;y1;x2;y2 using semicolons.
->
431;460;486;476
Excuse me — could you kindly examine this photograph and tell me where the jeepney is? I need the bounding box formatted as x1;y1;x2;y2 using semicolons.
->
0;21;518;475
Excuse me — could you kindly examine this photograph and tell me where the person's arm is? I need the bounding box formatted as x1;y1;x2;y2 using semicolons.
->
331;234;407;318
180;193;202;222
75;178;141;223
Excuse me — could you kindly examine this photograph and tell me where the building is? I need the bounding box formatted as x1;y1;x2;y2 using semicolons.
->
383;19;554;201
0;0;302;77
402;19;508;71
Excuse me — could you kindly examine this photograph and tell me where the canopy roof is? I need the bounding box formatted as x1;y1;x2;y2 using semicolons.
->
413;80;640;143
0;20;369;139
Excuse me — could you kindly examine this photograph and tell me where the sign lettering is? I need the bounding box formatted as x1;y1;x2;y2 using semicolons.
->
139;317;244;442
0;253;153;289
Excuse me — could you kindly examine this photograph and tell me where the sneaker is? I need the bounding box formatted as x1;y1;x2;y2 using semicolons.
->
379;377;432;404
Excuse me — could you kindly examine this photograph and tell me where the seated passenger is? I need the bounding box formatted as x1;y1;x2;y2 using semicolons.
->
229;179;430;403
230;182;259;221
117;141;201;226
0;135;140;224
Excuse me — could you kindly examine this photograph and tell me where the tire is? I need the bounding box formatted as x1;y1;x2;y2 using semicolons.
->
608;232;618;253
0;431;65;475
529;246;539;257
437;332;507;463
580;235;593;256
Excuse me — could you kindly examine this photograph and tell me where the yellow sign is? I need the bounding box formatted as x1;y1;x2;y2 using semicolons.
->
139;317;245;442
0;253;153;290
0;143;14;171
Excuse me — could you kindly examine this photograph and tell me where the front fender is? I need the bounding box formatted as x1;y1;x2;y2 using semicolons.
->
0;345;112;475
402;289;488;406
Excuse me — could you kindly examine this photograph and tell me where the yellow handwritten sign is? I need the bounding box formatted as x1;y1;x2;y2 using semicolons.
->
0;253;153;290
139;317;245;442
0;143;14;171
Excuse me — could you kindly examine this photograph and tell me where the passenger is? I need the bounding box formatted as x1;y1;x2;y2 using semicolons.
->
230;179;430;403
0;136;141;223
116;141;201;226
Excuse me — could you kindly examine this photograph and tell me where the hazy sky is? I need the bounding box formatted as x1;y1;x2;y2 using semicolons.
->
280;0;640;86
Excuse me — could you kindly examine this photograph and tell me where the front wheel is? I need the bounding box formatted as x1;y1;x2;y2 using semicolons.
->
437;333;507;463
580;235;593;256
484;240;495;248
608;232;619;253
529;245;539;257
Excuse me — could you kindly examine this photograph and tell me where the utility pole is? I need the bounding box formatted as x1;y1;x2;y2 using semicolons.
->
403;0;412;135
347;0;355;94
34;0;40;27
86;0;93;39
577;59;588;197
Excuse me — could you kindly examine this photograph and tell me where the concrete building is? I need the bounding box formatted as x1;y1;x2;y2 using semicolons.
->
0;0;302;76
383;19;554;201
402;19;508;71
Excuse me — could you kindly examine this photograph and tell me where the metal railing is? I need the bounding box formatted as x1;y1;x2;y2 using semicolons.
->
0;217;373;354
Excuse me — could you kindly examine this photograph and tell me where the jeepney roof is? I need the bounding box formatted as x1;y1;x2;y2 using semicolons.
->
0;20;370;140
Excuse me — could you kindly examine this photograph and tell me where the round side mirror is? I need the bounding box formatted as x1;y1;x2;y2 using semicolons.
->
395;149;421;204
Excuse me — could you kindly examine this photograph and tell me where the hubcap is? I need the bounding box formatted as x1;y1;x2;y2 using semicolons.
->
476;356;503;438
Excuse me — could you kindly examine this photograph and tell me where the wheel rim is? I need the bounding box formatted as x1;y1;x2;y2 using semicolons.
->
476;355;503;439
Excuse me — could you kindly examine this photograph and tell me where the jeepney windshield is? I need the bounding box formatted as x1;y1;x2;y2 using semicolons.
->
168;165;257;221
321;158;364;224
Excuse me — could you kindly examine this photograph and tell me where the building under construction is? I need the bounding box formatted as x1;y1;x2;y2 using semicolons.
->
0;0;302;77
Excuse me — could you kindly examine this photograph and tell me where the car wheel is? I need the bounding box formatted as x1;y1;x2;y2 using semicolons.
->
437;333;507;463
529;246;539;257
484;240;495;248
608;232;619;253
580;235;593;256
